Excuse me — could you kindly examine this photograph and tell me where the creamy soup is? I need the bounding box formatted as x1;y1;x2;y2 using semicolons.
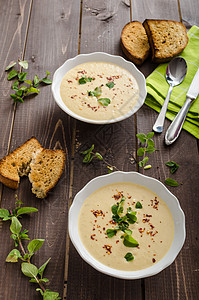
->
78;182;174;271
60;62;139;121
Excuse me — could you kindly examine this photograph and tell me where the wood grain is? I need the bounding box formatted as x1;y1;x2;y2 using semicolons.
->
131;1;199;299
0;0;80;299
66;1;141;299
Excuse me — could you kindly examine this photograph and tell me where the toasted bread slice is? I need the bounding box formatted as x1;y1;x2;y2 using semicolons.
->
0;137;43;189
143;19;188;63
29;149;65;199
121;21;150;65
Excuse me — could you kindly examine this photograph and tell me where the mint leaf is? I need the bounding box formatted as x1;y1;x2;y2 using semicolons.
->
12;81;19;91
106;229;117;238
0;209;10;220
25;80;32;85
98;98;111;107
136;133;146;143
43;289;61;300
26;87;40;95
10;217;22;235
88;86;102;97
21;262;38;278
19;60;28;69
17;207;38;216
78;76;94;85
165;161;179;174
139;156;149;167
126;211;137;224
5;61;16;71
18;72;27;82
27;239;44;254
95;152;103;160
146;132;154;139
146;146;155;153
123;235;139;247
147;139;155;147
6;249;22;263
7;70;18;80
137;147;145;156
38;257;51;278
135;201;142;209
124;252;134;261
34;75;40;86
81;144;94;155
124;229;132;235
41;78;52;85
106;82;114;88
165;178;179;187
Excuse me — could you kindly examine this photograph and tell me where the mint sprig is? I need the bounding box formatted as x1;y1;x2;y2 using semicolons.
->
5;60;52;103
0;196;61;299
137;132;156;172
106;196;139;248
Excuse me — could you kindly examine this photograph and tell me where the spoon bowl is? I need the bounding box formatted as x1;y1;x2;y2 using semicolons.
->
153;57;187;133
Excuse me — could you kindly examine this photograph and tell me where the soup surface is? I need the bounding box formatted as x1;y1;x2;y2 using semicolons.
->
78;182;174;271
60;62;139;121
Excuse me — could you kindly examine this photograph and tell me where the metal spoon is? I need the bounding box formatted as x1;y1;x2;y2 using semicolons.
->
153;57;187;133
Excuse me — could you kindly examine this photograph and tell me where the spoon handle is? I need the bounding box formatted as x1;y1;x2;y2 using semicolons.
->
165;97;193;145
153;85;173;133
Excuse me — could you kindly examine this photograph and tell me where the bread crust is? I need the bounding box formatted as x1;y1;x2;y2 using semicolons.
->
121;21;150;65
0;137;43;189
143;19;188;63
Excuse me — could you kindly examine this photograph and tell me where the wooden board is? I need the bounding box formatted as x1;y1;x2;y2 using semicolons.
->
0;0;80;299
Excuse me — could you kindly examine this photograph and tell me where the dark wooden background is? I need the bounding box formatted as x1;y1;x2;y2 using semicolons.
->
0;0;198;299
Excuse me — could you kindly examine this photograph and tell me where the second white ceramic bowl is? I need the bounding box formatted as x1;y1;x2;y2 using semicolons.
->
69;171;185;279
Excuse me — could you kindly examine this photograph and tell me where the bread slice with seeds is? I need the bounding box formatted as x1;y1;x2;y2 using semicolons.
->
28;149;65;199
121;21;150;65
0;137;43;189
143;19;188;63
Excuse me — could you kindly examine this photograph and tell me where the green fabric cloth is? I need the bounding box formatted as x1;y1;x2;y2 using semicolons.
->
145;25;199;139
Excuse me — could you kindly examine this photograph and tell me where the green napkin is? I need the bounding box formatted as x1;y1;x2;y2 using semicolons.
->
145;25;199;139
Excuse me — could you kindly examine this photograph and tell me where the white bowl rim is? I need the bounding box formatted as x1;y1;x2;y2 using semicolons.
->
51;52;147;124
69;171;186;279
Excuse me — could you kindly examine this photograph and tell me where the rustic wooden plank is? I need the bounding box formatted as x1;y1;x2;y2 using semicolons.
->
0;0;32;174
0;0;80;299
179;0;199;27
131;1;199;299
66;1;142;299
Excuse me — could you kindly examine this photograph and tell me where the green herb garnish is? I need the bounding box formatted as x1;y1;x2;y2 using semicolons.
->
137;132;156;171
78;76;94;84
165;178;179;187
0;196;61;299
106;196;139;249
135;201;142;209
5;60;52;103
123;235;139;247
124;252;134;262
106;82;114;88
165;161;179;174
87;86;102;97
98;98;111;107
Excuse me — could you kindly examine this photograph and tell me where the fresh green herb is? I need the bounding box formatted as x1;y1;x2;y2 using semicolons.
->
136;132;156;172
87;86;102;97
98;98;111;107
106;196;139;249
135;201;142;209
123;235;139;247
5;60;52;103
124;252;134;262
78;76;94;84
0;196;61;299
106;82;114;89
106;229;117;238
165;161;179;174
165;178;179;187
81;144;118;173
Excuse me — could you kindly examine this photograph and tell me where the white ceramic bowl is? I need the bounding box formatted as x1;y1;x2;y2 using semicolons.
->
52;52;147;124
69;171;185;279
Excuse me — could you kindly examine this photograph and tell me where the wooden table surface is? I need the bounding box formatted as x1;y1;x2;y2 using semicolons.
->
0;1;198;299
